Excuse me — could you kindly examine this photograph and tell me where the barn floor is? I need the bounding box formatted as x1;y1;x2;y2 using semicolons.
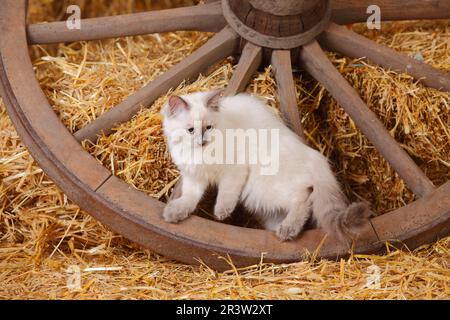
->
0;0;449;299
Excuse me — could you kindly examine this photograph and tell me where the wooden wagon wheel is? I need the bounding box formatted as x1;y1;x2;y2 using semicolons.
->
0;0;449;271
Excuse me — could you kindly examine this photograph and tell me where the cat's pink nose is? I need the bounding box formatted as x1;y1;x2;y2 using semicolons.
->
195;138;207;146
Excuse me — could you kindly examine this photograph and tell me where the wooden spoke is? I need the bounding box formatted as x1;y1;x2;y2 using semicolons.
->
223;42;262;96
74;27;239;142
271;50;304;139
331;0;450;24
319;23;450;92
27;2;226;45
299;41;435;198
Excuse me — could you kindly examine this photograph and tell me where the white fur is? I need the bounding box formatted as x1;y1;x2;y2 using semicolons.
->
161;91;364;241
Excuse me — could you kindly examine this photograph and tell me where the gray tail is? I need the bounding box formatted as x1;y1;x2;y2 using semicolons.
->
309;169;373;243
320;201;372;243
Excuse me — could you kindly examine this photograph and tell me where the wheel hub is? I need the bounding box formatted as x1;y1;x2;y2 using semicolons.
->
222;0;331;65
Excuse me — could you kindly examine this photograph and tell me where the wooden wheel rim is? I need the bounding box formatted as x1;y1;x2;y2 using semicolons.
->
0;0;449;271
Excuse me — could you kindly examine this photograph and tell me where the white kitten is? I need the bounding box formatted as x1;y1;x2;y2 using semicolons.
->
161;90;371;242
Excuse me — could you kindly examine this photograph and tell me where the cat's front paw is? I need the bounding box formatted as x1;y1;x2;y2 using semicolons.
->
163;200;192;223
214;203;234;221
276;223;301;241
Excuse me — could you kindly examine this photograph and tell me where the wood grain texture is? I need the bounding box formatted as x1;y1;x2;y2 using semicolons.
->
27;2;226;45
331;0;450;24
271;50;304;139
319;23;450;92
74;27;239;142
249;0;316;15
224;42;262;96
372;181;450;250
233;0;328;37
299;41;435;198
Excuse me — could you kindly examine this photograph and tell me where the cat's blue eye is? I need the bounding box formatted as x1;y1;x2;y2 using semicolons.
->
206;125;213;130
187;127;194;134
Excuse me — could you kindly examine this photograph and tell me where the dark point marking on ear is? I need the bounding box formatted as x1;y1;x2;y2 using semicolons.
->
206;90;224;112
168;95;189;116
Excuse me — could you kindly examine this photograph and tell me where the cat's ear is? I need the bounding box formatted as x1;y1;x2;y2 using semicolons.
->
164;95;189;117
206;90;224;111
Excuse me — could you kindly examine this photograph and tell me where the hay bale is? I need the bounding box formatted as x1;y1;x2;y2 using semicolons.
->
0;0;448;299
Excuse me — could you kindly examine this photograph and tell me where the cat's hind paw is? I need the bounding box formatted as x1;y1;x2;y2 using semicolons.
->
163;200;192;223
276;223;301;241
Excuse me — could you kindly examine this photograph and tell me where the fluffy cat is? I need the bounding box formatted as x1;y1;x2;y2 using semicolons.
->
160;90;371;242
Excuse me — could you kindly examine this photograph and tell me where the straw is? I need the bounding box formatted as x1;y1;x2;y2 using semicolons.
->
0;0;448;299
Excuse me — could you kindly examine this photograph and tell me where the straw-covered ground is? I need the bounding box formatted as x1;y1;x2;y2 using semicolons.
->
0;0;449;299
